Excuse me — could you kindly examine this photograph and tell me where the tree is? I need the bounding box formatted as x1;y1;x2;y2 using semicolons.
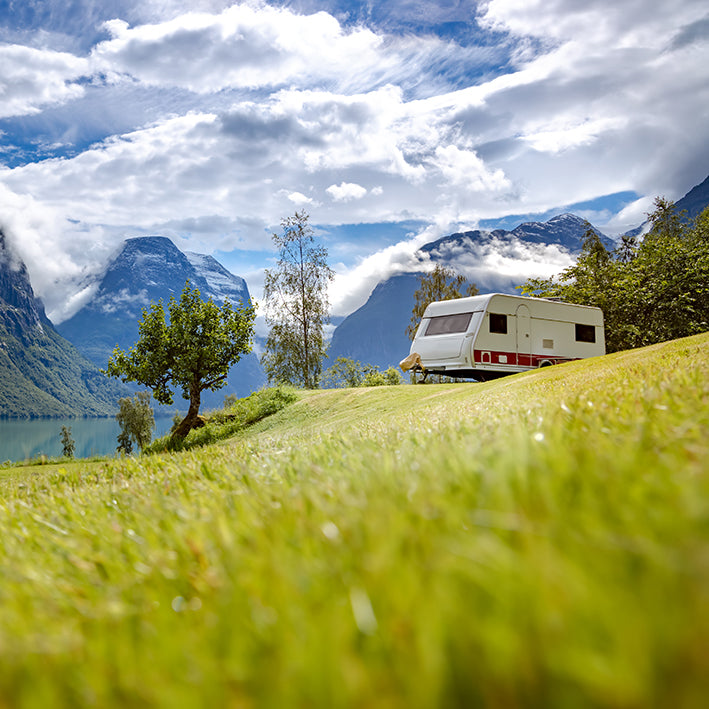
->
262;211;334;388
106;281;255;440
407;264;479;340
320;356;403;388
116;391;155;455
60;425;75;458
320;356;368;388
520;202;709;352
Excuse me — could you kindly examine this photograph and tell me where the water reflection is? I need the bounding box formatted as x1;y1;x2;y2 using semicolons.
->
0;417;175;463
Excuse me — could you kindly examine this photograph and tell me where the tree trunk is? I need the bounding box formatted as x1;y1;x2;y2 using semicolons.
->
172;384;202;440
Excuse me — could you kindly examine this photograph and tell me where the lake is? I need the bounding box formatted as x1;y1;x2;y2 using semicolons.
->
0;416;176;464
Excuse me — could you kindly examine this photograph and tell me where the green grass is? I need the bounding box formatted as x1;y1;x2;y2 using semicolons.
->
1;333;708;707
144;385;298;453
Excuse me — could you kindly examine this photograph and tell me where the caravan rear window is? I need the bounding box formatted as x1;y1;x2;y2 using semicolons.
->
575;323;596;343
424;312;473;336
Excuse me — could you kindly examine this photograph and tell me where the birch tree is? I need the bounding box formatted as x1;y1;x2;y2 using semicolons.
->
262;211;334;388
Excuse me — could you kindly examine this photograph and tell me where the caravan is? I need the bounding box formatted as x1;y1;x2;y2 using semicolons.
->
402;293;605;381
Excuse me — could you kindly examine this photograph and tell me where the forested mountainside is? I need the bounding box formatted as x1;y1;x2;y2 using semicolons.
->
0;229;126;418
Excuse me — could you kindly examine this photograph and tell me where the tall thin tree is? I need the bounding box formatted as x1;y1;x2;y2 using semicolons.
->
262;211;334;388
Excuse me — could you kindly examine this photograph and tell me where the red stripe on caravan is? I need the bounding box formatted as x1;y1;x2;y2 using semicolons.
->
473;350;577;367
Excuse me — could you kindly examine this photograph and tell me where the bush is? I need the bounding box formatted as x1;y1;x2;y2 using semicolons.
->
60;425;75;458
322;357;402;388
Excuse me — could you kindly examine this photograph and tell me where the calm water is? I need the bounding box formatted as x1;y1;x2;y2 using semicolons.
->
0;417;175;463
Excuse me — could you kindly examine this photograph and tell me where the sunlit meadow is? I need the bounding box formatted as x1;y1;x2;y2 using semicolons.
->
1;334;708;707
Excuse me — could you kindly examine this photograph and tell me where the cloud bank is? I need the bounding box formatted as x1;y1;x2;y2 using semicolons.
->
0;0;707;322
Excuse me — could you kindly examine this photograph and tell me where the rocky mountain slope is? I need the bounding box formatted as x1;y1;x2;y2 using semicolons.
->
0;229;127;418
57;237;265;406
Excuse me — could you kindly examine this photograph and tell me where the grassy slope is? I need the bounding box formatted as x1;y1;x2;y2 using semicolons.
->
0;333;708;707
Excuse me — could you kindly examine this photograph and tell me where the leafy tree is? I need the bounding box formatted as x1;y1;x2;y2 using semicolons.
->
223;393;239;409
116;391;155;455
320;356;402;388
106;281;255;440
321;356;367;388
520;201;709;352
60;425;75;458
362;366;402;387
407;264;479;340
262;211;334;388
616;234;638;263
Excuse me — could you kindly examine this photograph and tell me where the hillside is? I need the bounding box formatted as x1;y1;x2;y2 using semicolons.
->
1;333;707;707
0;229;127;417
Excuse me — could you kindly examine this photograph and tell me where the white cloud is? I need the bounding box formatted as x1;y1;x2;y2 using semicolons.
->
326;182;367;202
433;145;510;191
286;191;313;205
329;223;446;317
521;117;627;154
1;0;708;323
603;195;655;234
0;44;88;118
90;3;476;96
426;232;575;285
0;184;117;321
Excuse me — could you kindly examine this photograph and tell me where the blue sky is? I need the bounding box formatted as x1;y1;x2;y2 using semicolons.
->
1;0;708;322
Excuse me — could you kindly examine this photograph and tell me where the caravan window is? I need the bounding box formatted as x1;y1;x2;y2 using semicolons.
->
424;312;473;336
575;323;596;343
489;313;508;334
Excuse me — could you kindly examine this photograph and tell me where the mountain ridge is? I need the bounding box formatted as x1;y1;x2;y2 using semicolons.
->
0;229;127;418
328;178;709;371
57;236;266;406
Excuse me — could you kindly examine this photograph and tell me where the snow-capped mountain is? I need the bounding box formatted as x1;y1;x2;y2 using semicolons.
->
185;251;247;303
328;213;612;371
57;237;265;406
421;213;611;257
0;229;127;417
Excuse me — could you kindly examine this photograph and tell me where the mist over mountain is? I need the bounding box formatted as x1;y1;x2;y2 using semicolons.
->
328;213;604;371
328;178;709;372
0;229;127;418
57;237;265;408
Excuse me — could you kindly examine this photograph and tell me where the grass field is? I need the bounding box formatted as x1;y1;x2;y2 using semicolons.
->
1;333;708;707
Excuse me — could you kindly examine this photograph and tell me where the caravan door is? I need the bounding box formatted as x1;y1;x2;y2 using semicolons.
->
516;304;531;366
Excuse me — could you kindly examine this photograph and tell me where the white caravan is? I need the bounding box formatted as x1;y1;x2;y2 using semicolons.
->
402;293;605;381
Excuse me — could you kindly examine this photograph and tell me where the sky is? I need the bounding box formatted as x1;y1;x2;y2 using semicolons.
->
1;0;708;324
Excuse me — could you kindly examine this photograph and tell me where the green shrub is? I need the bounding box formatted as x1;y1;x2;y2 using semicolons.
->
322;357;402;388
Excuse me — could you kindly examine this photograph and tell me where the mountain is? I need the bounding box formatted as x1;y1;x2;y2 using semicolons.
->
330;171;709;372
675;174;709;220
421;213;612;256
623;173;709;238
0;229;127;418
327;274;420;371
56;237;265;408
328;213;612;371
